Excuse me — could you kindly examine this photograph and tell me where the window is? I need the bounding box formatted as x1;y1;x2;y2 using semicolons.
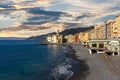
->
99;44;104;48
92;44;97;47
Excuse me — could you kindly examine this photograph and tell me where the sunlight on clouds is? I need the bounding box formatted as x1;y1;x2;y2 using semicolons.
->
36;0;52;5
0;0;120;37
0;28;56;38
12;0;25;3
13;4;33;9
0;30;41;38
40;23;65;32
0;8;5;10
10;10;31;20
13;0;52;9
0;22;65;37
12;22;22;27
64;0;113;10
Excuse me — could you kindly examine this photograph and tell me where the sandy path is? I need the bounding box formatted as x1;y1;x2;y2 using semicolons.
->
72;44;120;80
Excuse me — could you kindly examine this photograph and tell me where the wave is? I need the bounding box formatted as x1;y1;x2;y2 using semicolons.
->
51;45;80;80
51;58;74;80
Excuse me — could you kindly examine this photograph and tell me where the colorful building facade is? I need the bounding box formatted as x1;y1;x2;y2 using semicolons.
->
46;30;63;44
114;15;120;38
105;20;115;39
79;32;89;44
94;23;106;40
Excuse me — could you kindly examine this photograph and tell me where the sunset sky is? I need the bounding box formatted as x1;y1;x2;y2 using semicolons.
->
0;0;120;37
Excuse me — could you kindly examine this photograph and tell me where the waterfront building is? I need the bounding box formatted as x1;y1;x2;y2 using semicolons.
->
78;33;82;43
46;35;52;43
74;33;79;43
87;29;95;40
94;23;106;40
52;35;58;43
79;32;89;44
105;20;115;39
113;15;120;38
78;32;82;43
66;34;74;43
46;30;63;44
57;35;63;44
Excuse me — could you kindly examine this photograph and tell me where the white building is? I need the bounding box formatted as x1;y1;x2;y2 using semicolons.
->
46;35;52;43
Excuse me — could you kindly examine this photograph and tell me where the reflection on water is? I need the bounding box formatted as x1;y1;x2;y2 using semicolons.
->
47;45;62;56
0;40;80;80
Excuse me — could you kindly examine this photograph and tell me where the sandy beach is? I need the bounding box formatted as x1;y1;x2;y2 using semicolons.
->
69;44;120;80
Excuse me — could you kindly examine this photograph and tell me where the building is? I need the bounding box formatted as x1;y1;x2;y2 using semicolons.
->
57;35;63;44
79;32;89;44
74;33;79;43
65;34;74;43
52;35;58;43
46;35;52;43
88;29;96;40
46;30;63;44
113;15;120;38
94;23;106;40
105;20;115;39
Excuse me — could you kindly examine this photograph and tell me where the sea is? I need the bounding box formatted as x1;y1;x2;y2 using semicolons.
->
0;40;80;80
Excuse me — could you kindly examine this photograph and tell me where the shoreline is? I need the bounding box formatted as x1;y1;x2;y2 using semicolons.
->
69;44;120;80
63;44;89;80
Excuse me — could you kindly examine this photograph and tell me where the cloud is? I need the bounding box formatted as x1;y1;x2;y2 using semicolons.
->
0;4;14;8
46;0;120;24
0;0;120;37
76;12;95;20
26;7;71;16
0;22;65;37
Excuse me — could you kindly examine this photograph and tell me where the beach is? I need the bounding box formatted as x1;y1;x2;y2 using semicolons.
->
68;44;120;80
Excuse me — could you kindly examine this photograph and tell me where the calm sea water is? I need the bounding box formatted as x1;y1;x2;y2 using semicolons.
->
0;40;80;80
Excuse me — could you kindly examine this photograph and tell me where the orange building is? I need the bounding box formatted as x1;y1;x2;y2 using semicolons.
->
74;33;79;43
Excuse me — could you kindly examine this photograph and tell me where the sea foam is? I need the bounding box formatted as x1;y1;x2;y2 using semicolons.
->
52;58;74;80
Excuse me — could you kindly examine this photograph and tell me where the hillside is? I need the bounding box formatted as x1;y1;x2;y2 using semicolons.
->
27;26;94;40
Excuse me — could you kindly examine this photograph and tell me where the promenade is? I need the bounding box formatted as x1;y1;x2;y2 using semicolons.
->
71;44;120;80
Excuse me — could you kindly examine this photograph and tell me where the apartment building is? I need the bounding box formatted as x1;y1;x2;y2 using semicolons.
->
113;15;120;38
88;29;96;40
105;20;115;39
94;23;106;40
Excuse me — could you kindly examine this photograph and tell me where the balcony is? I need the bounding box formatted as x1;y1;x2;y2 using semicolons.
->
113;30;118;33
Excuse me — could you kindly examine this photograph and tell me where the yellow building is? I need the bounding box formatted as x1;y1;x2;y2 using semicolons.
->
46;30;63;44
64;34;74;43
94;23;106;40
46;35;52;43
79;32;89;44
58;35;63;44
52;35;58;43
105;20;115;39
113;15;120;38
67;34;74;43
88;29;95;40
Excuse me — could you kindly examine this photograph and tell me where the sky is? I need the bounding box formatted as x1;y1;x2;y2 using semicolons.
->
0;0;120;37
